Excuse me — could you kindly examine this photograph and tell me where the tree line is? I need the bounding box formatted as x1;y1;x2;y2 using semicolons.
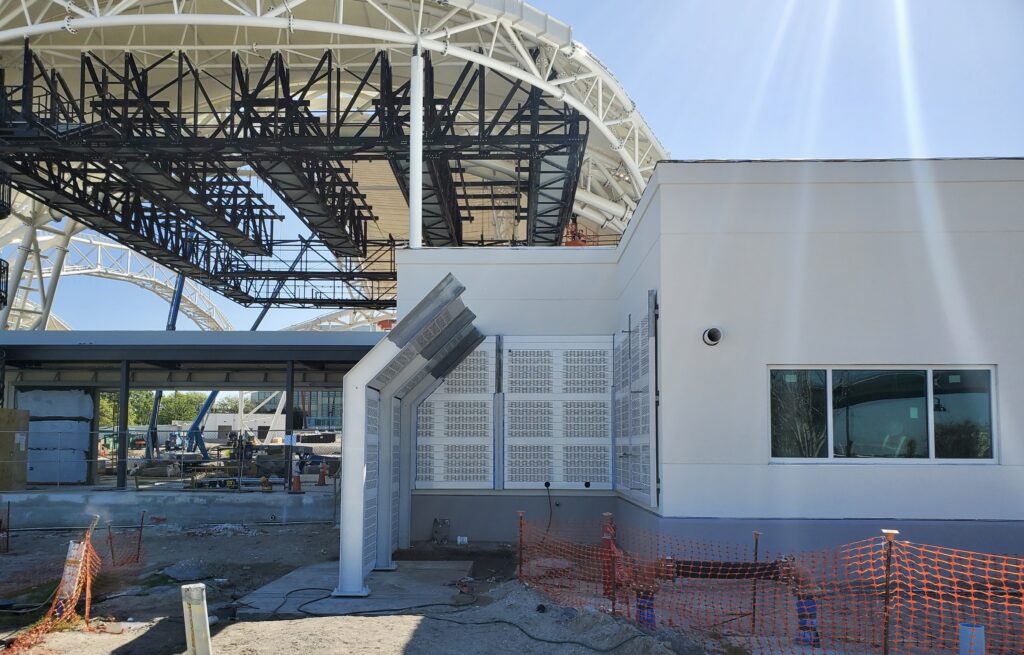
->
97;390;239;427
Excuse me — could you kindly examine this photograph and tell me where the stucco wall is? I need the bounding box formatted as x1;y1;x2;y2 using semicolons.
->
397;159;1024;523
656;159;1024;520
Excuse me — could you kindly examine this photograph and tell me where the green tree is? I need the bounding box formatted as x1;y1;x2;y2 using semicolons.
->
98;393;116;428
211;395;259;414
97;390;156;427
157;391;209;424
129;390;155;425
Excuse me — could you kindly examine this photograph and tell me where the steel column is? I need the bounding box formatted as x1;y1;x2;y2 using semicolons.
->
408;46;424;249
145;272;186;458
0;228;31;329
116;359;130;489
284;360;295;491
30;221;80;330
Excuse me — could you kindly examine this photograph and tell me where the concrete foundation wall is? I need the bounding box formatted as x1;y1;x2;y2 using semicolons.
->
411;493;1024;555
410;492;615;543
0;491;333;529
611;497;1024;556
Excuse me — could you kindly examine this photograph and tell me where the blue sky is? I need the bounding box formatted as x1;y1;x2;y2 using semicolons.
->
40;0;1024;330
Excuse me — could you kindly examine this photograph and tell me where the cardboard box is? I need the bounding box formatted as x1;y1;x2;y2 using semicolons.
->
0;409;30;491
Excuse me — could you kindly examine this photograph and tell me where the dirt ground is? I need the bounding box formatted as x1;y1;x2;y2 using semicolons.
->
0;525;697;655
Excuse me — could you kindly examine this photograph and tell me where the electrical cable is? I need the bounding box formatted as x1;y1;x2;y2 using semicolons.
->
295;595;479;617
422;615;648;653
269;587;334;617
295;592;648;653
0;583;59;614
544;483;553;535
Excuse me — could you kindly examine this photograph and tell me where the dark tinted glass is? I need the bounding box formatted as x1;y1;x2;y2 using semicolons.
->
933;370;993;459
770;370;827;458
833;370;928;458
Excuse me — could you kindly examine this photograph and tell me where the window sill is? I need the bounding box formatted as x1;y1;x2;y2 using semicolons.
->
769;458;999;465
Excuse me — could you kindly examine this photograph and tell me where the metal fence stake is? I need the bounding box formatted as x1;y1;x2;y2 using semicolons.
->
882;529;900;655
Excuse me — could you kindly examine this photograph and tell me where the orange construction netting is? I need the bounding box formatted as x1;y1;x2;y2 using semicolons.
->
517;512;1022;654
6;522;102;653
105;517;145;569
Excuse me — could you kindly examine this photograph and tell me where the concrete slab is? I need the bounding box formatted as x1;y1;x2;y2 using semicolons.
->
238;560;472;619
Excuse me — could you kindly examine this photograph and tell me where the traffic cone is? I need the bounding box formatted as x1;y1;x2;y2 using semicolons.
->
316;461;328;486
290;473;302;493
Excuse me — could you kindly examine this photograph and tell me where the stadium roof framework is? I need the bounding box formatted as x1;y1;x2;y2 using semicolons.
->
0;0;667;317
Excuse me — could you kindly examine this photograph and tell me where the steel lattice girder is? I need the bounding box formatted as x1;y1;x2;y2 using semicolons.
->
228;51;372;258
0;157;257;303
0;46;587;244
0;157;397;308
0;42;589;308
76;51;281;255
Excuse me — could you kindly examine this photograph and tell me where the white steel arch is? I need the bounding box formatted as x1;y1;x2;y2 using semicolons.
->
281;308;396;332
52;235;235;331
1;228;234;331
0;1;669;330
0;0;668;233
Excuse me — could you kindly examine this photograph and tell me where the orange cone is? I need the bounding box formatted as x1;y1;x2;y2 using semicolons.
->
316;461;328;486
290;472;302;493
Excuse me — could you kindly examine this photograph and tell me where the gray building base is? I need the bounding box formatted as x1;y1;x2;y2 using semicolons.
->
1;490;333;529
411;492;1024;555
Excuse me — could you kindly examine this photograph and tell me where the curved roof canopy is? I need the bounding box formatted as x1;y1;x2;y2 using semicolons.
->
0;0;667;310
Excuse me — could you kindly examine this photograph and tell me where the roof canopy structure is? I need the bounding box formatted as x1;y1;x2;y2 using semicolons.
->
0;0;666;314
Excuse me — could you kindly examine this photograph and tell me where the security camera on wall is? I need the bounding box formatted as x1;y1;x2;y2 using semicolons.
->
702;327;722;346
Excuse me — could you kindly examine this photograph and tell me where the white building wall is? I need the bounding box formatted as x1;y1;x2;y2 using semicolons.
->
656;159;1024;521
398;158;1024;522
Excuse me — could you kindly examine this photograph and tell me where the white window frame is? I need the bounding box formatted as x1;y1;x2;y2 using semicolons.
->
768;365;998;465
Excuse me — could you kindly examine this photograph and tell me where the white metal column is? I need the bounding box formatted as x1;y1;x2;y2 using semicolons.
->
29;220;81;330
0;224;33;329
408;45;424;249
335;341;399;597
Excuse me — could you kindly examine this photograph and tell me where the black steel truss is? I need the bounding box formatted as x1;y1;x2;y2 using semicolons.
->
0;44;589;308
0;171;10;219
0;257;8;309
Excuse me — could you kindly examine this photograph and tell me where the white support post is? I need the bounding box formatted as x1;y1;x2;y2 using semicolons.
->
408;44;424;249
181;583;213;655
335;340;399;597
0;225;35;329
30;221;79;330
374;353;430;570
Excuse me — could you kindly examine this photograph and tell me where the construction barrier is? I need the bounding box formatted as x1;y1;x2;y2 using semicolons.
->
517;512;1024;654
6;518;102;653
105;512;146;568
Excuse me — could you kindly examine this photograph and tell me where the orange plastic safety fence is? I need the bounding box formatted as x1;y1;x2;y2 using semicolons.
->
6;526;102;653
106;522;145;568
890;541;1024;654
519;516;1024;654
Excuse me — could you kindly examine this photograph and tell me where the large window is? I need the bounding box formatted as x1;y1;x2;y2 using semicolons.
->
770;368;995;461
770;370;828;458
